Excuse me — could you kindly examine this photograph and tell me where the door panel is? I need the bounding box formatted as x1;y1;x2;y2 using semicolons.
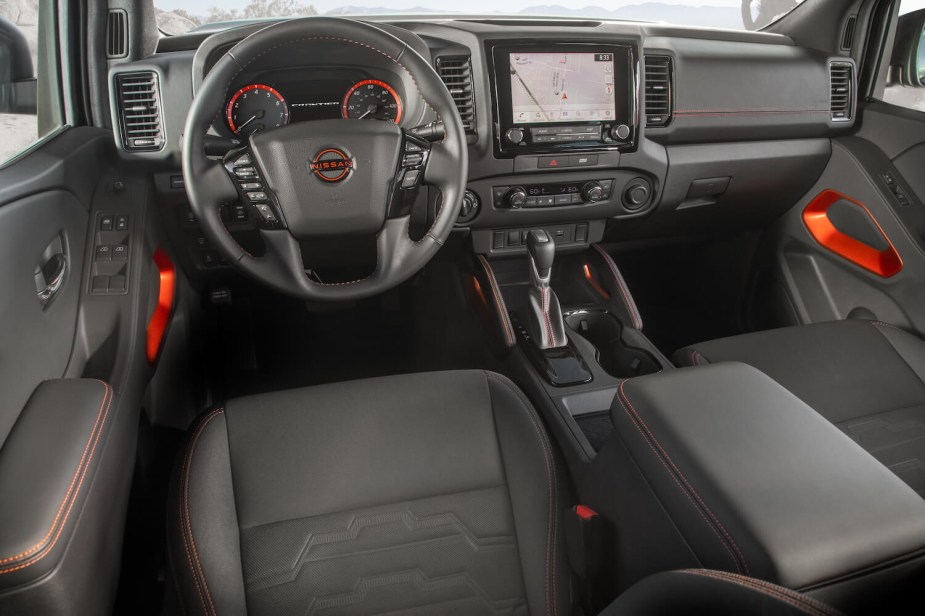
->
0;191;87;444
764;134;925;334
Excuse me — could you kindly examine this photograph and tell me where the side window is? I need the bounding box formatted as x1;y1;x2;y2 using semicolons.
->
881;2;925;111
0;1;64;166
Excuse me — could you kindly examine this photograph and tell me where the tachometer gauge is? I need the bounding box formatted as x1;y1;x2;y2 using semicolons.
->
342;80;403;123
226;84;289;136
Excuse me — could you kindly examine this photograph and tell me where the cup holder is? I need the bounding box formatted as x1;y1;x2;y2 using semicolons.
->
565;310;660;378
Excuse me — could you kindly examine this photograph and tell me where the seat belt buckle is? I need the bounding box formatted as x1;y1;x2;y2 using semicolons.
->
565;504;604;580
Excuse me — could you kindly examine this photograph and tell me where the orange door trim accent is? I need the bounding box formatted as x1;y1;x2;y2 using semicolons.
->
802;189;903;278
146;248;176;364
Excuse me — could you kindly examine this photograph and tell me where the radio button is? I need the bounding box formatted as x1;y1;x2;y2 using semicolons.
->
570;154;598;167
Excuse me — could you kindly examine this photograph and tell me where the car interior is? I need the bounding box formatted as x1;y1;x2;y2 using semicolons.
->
3;0;925;614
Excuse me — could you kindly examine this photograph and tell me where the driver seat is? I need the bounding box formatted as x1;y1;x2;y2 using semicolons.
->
167;370;841;615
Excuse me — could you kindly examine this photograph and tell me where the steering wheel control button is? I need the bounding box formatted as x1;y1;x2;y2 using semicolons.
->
309;148;354;183
402;153;424;167
404;142;423;153
234;153;252;167
239;182;262;190
400;169;421;189
246;191;268;202
254;203;278;223
234;167;258;179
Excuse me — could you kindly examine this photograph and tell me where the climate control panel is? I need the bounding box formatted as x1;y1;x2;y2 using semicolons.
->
492;180;614;209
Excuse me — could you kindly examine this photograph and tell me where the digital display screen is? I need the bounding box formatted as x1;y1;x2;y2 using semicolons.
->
280;79;351;122
509;52;616;124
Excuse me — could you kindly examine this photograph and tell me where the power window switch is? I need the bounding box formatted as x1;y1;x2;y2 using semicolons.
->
95;245;112;261
100;215;114;231
108;275;127;293
91;275;109;293
115;215;129;231
112;244;129;261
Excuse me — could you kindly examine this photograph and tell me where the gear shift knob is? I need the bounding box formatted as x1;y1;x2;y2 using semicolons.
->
527;230;555;279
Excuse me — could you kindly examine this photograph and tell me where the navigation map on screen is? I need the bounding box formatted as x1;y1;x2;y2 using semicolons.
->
510;52;616;124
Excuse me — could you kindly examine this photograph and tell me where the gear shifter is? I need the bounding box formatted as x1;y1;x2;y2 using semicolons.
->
525;230;568;349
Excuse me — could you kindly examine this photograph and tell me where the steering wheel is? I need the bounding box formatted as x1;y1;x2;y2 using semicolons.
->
182;17;467;301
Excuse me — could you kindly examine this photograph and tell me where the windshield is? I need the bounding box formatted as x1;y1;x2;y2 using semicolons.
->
154;1;805;36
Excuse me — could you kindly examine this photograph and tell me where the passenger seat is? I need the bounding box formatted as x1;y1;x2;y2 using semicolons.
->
675;320;925;498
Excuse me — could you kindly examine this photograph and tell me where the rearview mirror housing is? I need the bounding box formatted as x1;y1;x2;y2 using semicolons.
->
0;15;36;114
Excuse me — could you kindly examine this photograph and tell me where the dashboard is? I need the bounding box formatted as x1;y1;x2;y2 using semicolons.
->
110;17;853;273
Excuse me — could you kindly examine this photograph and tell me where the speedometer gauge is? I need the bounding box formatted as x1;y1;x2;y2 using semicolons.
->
342;80;403;123
226;84;289;136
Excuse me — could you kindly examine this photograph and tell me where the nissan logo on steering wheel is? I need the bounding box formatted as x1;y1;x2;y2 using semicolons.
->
309;147;354;183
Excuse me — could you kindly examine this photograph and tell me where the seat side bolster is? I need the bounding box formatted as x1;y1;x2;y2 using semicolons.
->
169;409;247;616
870;321;925;386
485;371;570;616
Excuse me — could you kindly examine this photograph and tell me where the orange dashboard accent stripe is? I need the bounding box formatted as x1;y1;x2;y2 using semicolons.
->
802;189;903;278
147;248;176;365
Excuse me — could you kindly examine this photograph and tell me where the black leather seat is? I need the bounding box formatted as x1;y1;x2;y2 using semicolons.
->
168;370;840;615
676;319;925;498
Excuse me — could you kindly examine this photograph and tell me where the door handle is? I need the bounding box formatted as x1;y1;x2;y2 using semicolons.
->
35;252;67;307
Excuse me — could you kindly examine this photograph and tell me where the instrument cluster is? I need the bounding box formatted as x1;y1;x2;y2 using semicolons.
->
221;70;404;138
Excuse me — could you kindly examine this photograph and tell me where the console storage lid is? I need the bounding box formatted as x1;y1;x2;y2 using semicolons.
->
611;362;925;590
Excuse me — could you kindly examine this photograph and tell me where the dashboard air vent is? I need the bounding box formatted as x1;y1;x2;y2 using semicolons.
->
115;72;164;151
644;55;672;127
841;16;857;52
107;10;128;58
829;62;854;122
436;56;476;133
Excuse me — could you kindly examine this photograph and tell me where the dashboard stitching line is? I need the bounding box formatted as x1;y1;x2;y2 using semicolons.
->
592;244;643;330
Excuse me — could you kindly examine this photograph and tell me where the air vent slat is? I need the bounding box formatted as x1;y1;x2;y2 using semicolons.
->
841;16;857;52
107;10;128;59
436;56;476;133
829;62;854;122
115;72;164;152
644;55;672;128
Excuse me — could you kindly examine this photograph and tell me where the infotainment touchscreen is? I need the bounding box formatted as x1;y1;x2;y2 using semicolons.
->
509;52;616;124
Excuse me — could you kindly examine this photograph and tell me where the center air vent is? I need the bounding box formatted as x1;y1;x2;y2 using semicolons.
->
115;72;164;152
436;56;476;133
644;55;672;127
830;62;854;122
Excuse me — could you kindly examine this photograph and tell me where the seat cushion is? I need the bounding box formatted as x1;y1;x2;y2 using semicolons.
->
168;370;569;616
675;320;925;497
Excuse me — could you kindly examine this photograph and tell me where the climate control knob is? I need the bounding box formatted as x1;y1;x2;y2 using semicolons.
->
506;186;527;208
581;181;604;203
505;128;525;145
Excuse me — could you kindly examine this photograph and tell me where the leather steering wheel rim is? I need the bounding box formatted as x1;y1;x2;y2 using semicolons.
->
182;17;468;301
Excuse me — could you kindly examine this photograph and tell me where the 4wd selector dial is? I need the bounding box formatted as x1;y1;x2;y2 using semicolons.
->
582;181;604;203
506;186;527;208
